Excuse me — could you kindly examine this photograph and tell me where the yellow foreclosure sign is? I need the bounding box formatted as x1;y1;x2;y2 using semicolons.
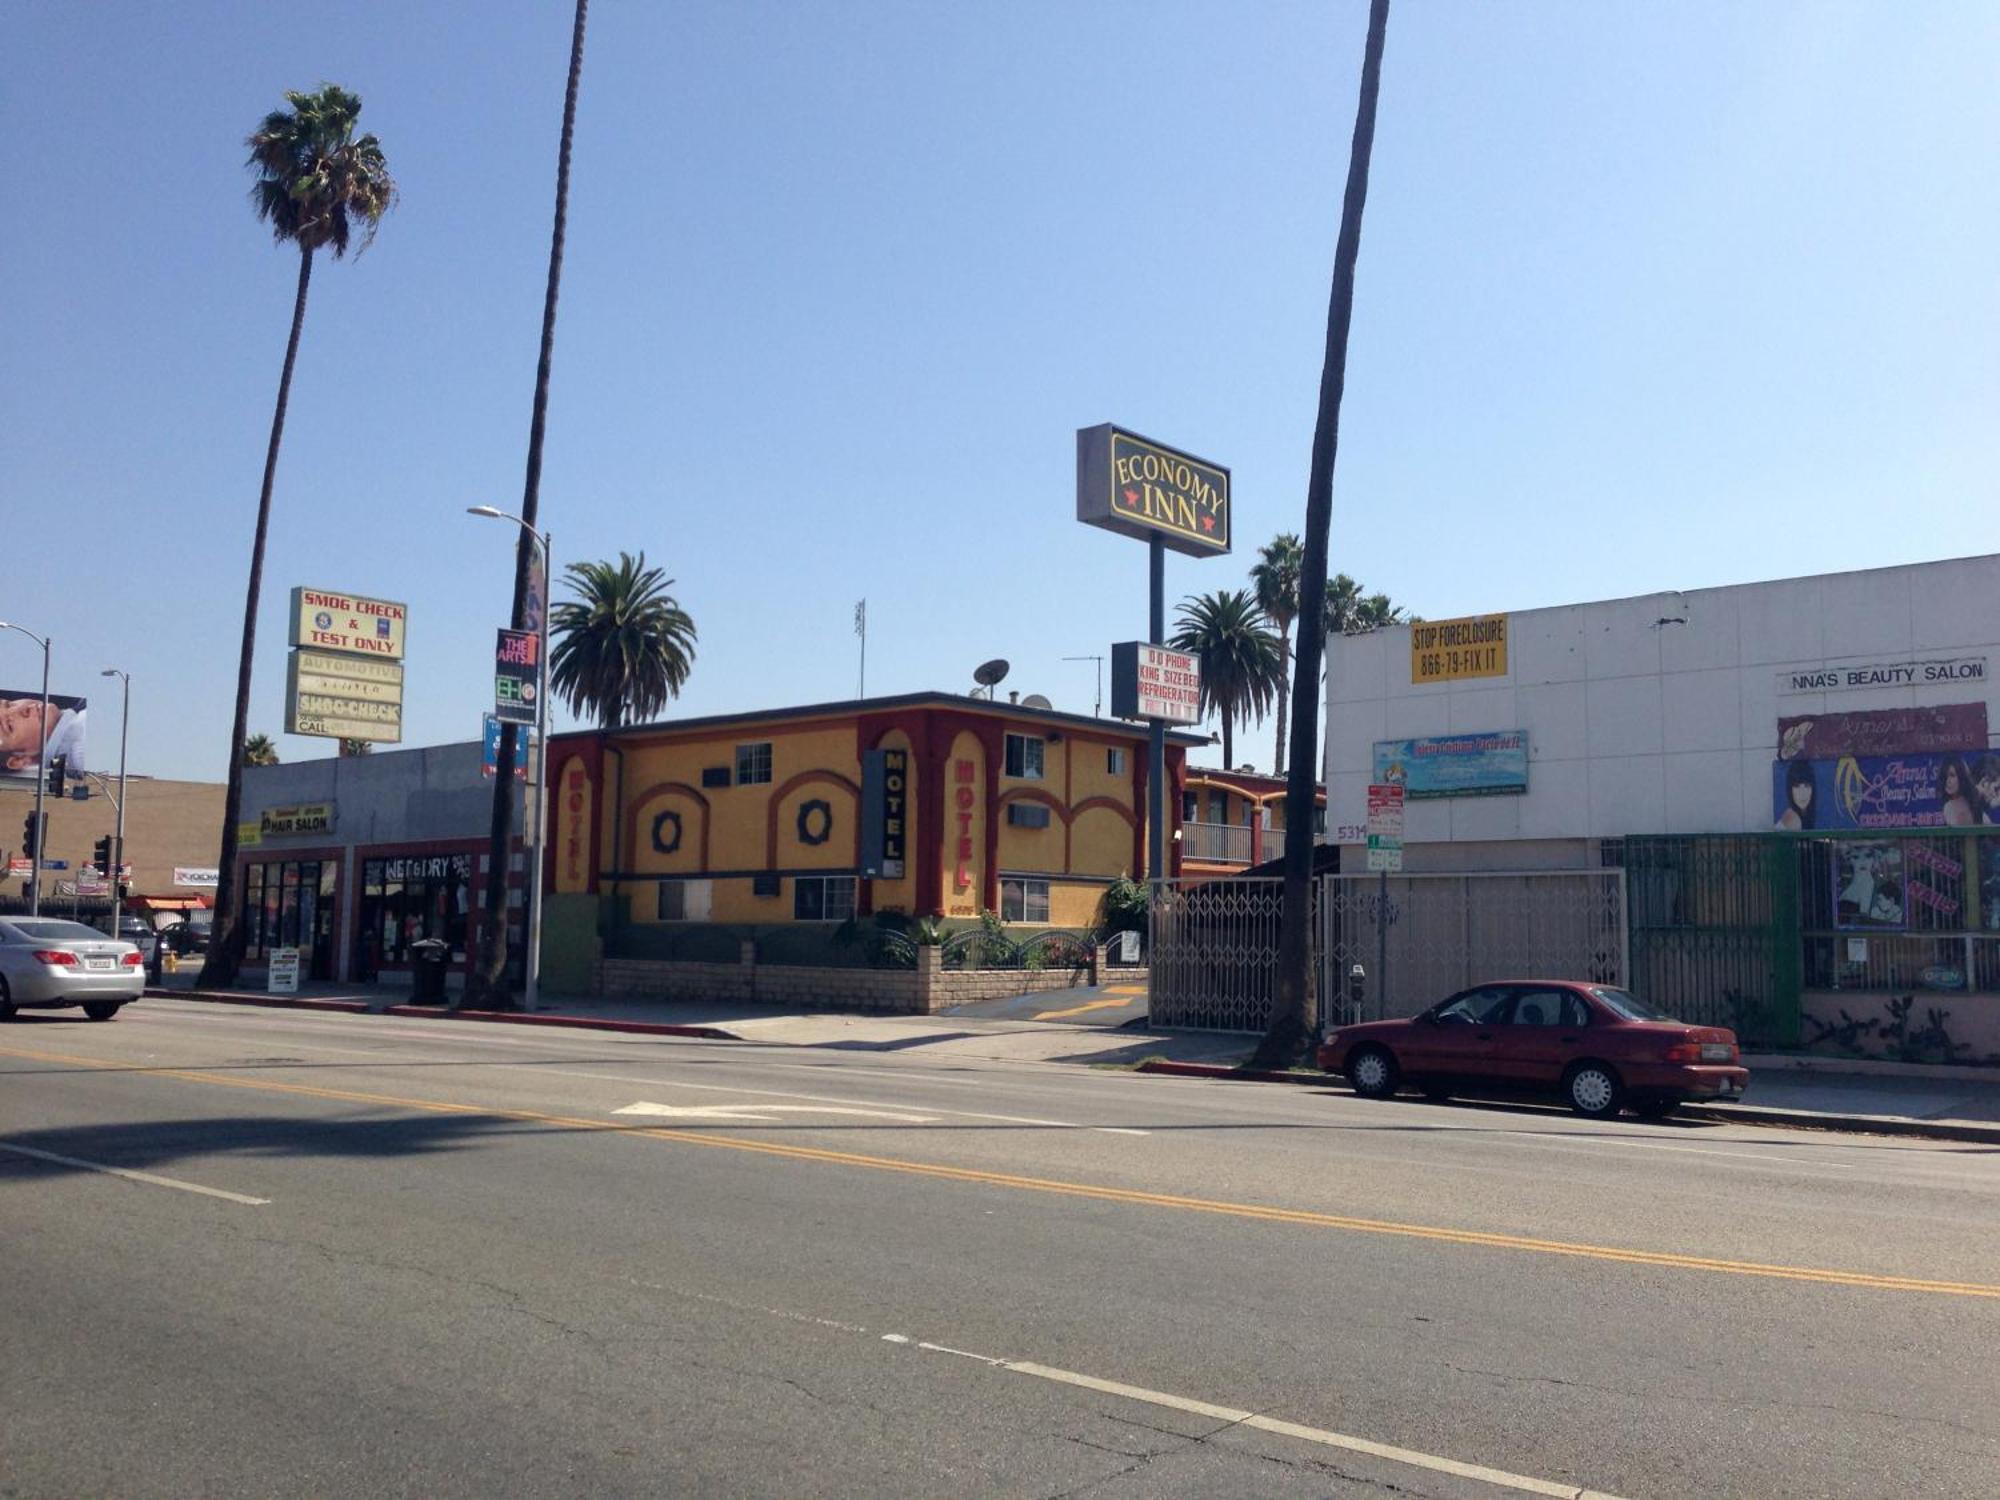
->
1410;614;1508;684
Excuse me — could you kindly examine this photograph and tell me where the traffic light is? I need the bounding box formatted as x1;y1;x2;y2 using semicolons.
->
46;754;67;799
92;836;113;876
22;813;44;858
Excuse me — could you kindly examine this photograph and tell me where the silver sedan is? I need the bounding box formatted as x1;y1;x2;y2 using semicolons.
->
0;918;144;1020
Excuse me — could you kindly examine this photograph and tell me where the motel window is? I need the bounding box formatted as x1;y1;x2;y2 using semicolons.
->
1314;807;1328;837
1006;802;1052;829
793;875;856;923
1000;877;1051;925
656;879;712;922
1208;790;1228;823
736;742;773;785
1004;734;1045;780
1107;748;1126;775
1182;792;1198;822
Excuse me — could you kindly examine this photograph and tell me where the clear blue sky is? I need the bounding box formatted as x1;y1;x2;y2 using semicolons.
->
5;2;1996;781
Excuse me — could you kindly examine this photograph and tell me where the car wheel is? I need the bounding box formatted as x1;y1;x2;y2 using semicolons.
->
1347;1045;1401;1100
82;1002;123;1022
1564;1061;1623;1119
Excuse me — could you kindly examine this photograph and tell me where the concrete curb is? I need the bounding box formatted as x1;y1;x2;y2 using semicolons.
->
147;987;742;1042
382;1005;741;1040
1679;1103;2000;1145
1137;1059;1330;1086
146;988;372;1015
1135;1057;2000;1144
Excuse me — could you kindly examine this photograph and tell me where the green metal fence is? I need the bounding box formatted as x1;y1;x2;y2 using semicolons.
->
1613;835;1797;1046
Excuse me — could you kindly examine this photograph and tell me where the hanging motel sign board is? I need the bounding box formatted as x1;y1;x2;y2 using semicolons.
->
1110;642;1203;725
1076;425;1231;557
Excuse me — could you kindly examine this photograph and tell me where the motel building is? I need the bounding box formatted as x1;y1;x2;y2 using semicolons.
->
1321;552;2000;1062
540;693;1203;989
1178;766;1328;880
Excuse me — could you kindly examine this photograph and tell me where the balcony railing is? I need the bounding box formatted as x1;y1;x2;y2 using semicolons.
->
1182;820;1253;864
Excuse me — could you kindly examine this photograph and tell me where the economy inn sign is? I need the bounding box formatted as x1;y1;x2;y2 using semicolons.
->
1076;425;1230;558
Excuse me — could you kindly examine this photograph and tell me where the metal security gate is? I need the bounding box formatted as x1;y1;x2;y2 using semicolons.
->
1147;869;1625;1034
1147;877;1305;1033
1318;870;1627;1028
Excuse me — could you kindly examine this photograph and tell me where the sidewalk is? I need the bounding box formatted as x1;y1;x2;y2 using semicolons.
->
142;975;2000;1141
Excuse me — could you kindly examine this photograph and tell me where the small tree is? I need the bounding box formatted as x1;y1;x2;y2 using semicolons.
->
243;733;280;767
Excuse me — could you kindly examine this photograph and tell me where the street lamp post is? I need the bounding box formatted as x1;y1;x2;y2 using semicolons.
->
467;506;552;1012
0;622;52;917
102;670;130;941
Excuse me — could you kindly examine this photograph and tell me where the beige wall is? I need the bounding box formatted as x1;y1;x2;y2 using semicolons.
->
7;777;225;901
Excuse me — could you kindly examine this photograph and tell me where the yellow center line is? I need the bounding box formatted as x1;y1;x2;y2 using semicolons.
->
6;1041;1995;1300
1033;996;1134;1021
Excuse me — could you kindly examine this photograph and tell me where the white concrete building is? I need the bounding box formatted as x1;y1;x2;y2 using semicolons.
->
1324;553;2000;869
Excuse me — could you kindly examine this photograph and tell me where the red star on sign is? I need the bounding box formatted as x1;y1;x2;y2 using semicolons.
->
1200;514;1216;532
1122;488;1139;506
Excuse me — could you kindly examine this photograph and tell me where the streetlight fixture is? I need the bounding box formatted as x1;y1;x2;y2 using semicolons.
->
0;621;52;916
466;506;553;1012
101;670;131;944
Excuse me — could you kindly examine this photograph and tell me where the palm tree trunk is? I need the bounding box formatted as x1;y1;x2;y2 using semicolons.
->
1220;707;1233;773
1255;0;1390;1068
469;0;590;1008
1273;620;1293;778
200;246;314;989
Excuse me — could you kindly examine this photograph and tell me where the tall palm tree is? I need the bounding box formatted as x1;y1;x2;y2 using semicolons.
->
469;0;591;1009
1353;592;1407;630
202;86;394;989
550;554;698;729
1170;590;1283;771
242;734;280;767
338;739;374;757
1260;0;1392;1068
1323;573;1364;638
1250;533;1304;777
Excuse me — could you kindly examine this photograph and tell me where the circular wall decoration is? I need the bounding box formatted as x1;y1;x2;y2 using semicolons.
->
651;810;683;854
797;799;833;847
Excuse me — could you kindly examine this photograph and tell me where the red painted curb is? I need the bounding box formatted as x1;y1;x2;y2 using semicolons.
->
1137;1059;1334;1086
382;1006;740;1041
146;989;372;1015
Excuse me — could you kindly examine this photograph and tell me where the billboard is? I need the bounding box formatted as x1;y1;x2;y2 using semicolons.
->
860;748;909;879
0;691;86;782
1410;615;1508;684
288;587;408;660
482;714;531;779
1373;731;1528;799
1076;425;1231;557
1110;642;1202;725
1776;703;1986;761
1773;752;2000;831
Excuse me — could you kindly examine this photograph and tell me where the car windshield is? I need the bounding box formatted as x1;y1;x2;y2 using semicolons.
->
1591;986;1676;1022
7;919;111;942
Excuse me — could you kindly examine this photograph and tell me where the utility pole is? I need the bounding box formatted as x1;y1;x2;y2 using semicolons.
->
854;598;867;698
1063;654;1105;717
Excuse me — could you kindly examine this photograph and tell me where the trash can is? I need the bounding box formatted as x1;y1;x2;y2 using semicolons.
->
407;938;451;1005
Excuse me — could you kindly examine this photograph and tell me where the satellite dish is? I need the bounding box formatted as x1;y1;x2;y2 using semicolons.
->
1021;693;1053;711
973;658;1011;692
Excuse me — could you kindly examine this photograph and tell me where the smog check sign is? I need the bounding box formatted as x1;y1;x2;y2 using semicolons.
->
288;586;408;661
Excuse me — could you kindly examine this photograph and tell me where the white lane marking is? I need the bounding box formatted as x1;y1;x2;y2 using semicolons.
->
537;1065;1149;1136
0;1143;270;1206
886;1334;1625;1498
614;1101;937;1123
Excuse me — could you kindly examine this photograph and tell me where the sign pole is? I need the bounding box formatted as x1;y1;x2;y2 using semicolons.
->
31;632;49;917
1148;535;1165;883
1375;868;1387;1022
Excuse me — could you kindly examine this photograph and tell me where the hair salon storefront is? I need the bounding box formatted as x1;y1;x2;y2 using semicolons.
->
236;743;528;989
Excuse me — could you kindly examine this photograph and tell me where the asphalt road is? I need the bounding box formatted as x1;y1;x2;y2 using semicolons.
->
3;1000;1996;1499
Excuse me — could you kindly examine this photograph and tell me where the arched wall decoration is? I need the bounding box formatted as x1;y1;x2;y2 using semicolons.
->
623;781;712;870
797;799;833;847
650;810;683;854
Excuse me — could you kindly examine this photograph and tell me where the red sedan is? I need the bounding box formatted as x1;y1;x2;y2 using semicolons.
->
1316;981;1748;1120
